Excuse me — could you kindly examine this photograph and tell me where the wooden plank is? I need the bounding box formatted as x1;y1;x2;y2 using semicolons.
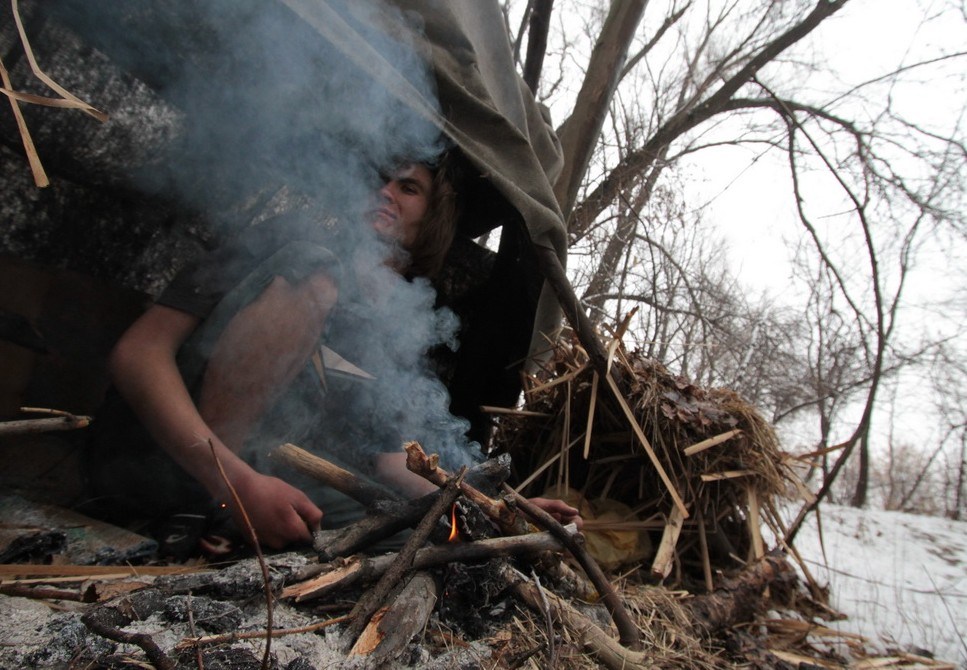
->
651;505;687;579
0;564;204;578
683;429;742;456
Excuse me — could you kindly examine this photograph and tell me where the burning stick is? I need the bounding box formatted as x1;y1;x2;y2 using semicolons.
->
403;441;527;535
406;442;640;649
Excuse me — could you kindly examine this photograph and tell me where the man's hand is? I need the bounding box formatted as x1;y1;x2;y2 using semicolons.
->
229;470;323;549
527;497;584;529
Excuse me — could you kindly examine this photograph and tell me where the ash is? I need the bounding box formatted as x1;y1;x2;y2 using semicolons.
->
0;552;503;669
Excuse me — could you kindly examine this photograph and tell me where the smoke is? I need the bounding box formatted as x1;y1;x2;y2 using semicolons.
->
53;1;480;480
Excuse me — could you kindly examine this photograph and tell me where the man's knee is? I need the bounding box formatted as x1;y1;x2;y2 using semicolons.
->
295;272;339;321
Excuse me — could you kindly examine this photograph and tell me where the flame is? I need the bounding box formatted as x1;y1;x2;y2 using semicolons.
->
447;503;460;542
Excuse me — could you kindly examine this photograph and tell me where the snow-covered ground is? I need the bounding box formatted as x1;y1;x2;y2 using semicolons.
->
782;504;967;667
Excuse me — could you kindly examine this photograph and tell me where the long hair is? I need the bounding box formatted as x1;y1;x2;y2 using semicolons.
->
405;150;464;278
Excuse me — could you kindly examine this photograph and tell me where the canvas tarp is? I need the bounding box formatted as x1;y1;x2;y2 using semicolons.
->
281;0;569;349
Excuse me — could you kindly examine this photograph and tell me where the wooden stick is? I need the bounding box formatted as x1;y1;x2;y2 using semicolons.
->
404;441;527;535
747;486;764;561
209;440;273;669
651;505;687;580
0;583;92;602
696;508;715;592
700;469;755;482
504;484;641;650
532;244;614;387
683;429;742;456
283;528;571;602
0;415;91;436
480;405;552;418
273;443;399;505
583;370;600;459
176;616;349;651
0;564;204;578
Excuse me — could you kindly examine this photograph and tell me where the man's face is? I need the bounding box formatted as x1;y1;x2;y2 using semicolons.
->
369;163;434;249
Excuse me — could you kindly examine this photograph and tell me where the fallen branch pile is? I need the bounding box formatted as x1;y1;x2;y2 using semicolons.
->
496;330;812;588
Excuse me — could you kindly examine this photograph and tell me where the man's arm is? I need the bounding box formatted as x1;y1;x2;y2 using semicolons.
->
109;303;324;548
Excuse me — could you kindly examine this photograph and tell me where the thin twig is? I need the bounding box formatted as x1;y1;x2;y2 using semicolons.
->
530;567;557;670
926;572;967;661
208;440;272;670
185;594;204;670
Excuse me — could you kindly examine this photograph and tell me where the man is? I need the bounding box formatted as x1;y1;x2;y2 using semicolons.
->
89;156;578;552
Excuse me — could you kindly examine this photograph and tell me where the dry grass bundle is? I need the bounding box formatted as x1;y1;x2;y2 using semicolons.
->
495;330;801;586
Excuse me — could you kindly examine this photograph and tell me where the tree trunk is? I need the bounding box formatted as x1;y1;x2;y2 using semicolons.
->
554;0;647;218
850;433;870;507
522;0;554;93
954;429;966;521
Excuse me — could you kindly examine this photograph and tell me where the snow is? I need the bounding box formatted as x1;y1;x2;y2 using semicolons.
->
781;503;967;667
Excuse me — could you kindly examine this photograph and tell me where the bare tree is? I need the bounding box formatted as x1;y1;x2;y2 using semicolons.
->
502;0;966;526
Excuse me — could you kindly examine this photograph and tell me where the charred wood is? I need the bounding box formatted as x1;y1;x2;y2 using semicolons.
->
81;593;176;670
344;467;466;646
284;528;572;602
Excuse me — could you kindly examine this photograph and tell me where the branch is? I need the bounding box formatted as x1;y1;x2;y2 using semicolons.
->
522;0;553;94
619;2;693;82
554;0;648;217
569;0;848;235
504;485;641;650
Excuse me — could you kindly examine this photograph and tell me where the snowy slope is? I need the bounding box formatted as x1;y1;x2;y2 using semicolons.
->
783;504;967;666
